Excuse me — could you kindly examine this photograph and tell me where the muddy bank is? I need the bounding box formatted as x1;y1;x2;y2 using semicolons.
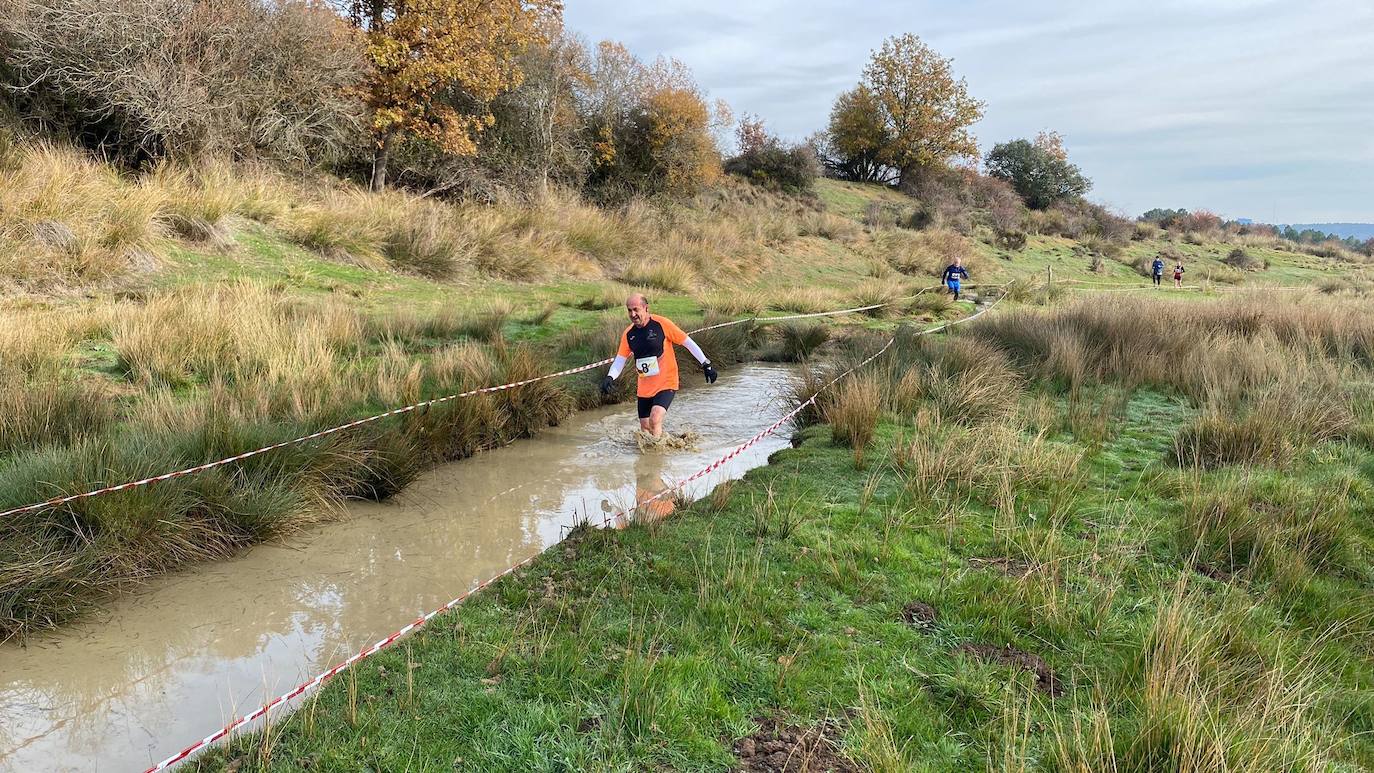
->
0;364;798;771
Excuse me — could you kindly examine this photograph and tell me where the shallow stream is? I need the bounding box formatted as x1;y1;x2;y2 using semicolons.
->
0;363;798;771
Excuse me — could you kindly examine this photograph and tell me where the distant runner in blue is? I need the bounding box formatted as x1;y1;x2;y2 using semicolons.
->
942;257;969;301
1151;256;1165;287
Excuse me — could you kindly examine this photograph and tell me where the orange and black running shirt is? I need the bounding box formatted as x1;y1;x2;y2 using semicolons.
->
617;315;689;397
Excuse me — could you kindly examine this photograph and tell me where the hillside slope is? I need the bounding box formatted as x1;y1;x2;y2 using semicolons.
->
0;140;1363;640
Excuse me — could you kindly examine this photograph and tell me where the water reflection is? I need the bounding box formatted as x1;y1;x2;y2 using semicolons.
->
0;363;798;772
632;448;676;525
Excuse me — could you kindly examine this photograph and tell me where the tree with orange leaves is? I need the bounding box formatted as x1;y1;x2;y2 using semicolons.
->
343;0;559;190
582;44;726;197
859;33;984;189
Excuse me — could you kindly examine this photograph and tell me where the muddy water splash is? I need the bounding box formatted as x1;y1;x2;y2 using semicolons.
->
0;364;798;771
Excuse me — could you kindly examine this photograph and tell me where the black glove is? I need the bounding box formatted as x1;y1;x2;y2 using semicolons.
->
702;361;717;384
599;375;615;395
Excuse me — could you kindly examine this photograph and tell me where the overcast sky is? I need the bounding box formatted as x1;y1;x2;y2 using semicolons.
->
564;0;1374;223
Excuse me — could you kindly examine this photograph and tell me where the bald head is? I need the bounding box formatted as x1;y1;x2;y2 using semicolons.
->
626;293;650;327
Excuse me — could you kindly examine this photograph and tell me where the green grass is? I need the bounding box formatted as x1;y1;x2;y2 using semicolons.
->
814;178;912;221
196;324;1374;771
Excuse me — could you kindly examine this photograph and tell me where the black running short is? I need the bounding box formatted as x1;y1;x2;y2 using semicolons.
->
636;389;676;419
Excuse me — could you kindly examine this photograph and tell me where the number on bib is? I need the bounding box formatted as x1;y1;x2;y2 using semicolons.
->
635;356;660;377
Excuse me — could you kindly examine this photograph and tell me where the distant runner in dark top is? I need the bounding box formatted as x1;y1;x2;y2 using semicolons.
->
1151;257;1165;287
942;257;969;301
600;293;717;439
1173;262;1185;288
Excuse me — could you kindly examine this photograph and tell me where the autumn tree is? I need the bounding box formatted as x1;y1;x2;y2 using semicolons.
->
735;113;770;156
476;24;591;194
580;44;726;198
1034;130;1068;161
985;137;1091;209
816;86;895;183
861;34;983;188
342;0;558;190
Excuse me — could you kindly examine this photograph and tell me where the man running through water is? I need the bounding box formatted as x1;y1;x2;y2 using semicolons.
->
1151;256;1165;287
943;257;970;301
600;293;717;438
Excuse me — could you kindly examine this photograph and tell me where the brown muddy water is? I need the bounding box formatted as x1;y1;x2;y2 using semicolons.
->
0;363;799;771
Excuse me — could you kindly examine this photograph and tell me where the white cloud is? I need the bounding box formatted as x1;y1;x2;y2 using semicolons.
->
564;0;1374;222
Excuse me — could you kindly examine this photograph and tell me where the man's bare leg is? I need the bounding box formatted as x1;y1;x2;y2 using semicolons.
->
644;405;667;438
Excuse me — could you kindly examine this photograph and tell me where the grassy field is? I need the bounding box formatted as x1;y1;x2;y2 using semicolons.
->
0;138;1366;641
193;293;1374;771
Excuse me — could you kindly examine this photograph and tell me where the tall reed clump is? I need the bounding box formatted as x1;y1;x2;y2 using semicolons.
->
822;372;882;465
969;295;1374;402
1174;476;1361;589
1055;583;1338;772
880;334;1023;425
0;142;163;287
1171;378;1354;469
765;321;831;362
849;280;904;317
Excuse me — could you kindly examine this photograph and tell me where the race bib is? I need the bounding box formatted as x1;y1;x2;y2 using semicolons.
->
635;356;660;377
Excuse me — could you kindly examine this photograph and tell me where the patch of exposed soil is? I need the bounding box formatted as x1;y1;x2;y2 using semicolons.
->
953;643;1063;696
733;718;858;772
1194;562;1233;582
968;556;1033;578
901;601;937;628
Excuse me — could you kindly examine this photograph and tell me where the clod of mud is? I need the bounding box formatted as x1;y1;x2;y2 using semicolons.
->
901;601;937;628
733;718;858;773
633;428;701;452
953;643;1063;696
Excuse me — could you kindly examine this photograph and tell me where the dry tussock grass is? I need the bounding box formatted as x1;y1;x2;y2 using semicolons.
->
879;228;977;278
768;287;844;314
0;143;163;286
822;372;882;465
620;257;697;293
969;295;1374;402
700;290;764;317
0;140;889;294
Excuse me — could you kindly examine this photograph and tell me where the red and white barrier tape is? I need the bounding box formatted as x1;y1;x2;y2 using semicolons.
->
144;552;539;772
599;288;1008;528
0;358;611;520
143;292;1007;771
0;293;946;522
